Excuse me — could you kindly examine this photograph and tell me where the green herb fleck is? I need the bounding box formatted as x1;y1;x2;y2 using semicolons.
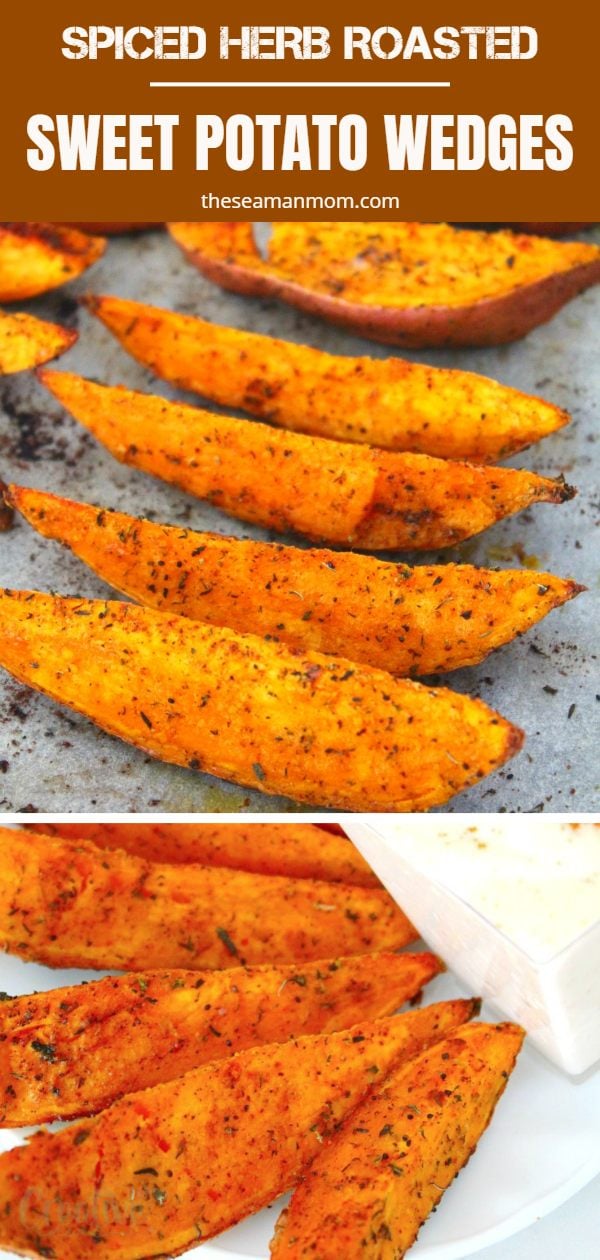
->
31;1040;56;1062
217;927;239;957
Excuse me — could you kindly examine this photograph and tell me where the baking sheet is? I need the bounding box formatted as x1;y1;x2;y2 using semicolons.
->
0;225;598;813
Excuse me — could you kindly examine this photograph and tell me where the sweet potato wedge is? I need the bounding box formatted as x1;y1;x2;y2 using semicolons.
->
8;485;583;676
0;826;415;971
167;221;600;348
271;1021;525;1259
0;1000;477;1259
0;593;523;811
38;371;574;551
85;294;570;461
26;820;377;885
0;222;105;301
0;311;76;374
0;950;442;1125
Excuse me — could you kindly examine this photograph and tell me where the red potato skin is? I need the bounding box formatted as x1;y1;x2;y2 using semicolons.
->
171;222;600;348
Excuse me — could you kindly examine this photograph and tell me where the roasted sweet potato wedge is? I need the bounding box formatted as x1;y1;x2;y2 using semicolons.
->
38;372;574;551
0;222;105;301
0;311;76;374
271;1021;525;1259
0;826;415;970
0;593;523;811
9;486;583;676
167;221;600;348
85;294;570;461
0;1000;477;1260
0;950;443;1124
26;820;377;885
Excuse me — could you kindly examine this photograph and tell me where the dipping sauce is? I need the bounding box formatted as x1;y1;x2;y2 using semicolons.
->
386;819;600;961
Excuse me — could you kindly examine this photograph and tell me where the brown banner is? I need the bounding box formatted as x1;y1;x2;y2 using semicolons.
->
0;1;598;220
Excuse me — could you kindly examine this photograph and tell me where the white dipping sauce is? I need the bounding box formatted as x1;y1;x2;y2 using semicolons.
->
386;819;600;961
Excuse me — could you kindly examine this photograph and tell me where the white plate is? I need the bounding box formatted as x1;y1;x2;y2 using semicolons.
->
1;955;599;1260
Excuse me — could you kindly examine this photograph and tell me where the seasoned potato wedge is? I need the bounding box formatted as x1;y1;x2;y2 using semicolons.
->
9;486;583;676
26;820;378;885
0;593;523;811
0;826;415;970
38;372;574;551
167;221;600;348
0;950;442;1124
271;1021;525;1259
0;311;76;374
85;294;569;461
0;222;105;301
0;1001;477;1260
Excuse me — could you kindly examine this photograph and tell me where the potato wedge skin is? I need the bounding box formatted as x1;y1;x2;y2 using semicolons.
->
271;1021;525;1259
0;312;76;374
38;372;572;550
0;826;415;971
0;222;106;301
0;1001;476;1260
0;950;442;1124
167;221;600;347
86;294;569;461
9;486;583;676
0;592;523;810
26;819;377;885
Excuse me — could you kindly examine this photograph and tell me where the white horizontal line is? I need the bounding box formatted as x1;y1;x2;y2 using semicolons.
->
149;80;451;88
